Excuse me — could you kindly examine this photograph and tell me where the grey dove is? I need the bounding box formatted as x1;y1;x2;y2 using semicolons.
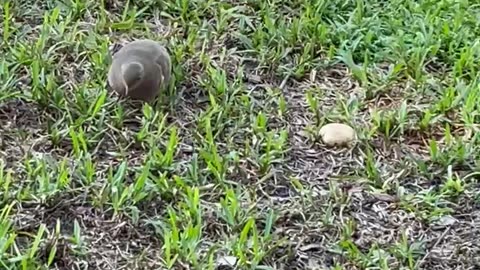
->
107;39;172;102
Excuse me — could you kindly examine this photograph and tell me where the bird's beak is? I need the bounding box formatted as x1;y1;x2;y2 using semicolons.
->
122;79;129;96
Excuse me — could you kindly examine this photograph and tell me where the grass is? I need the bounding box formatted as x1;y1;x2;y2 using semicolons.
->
0;0;479;269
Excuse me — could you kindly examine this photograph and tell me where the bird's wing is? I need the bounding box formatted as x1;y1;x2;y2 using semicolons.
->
154;49;171;88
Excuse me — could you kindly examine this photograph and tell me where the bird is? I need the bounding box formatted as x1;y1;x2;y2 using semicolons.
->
107;39;172;102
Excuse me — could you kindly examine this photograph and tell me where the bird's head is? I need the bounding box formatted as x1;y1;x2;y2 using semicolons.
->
120;61;144;95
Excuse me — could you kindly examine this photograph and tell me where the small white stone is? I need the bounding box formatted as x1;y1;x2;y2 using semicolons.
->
319;123;356;147
432;215;457;227
216;256;237;267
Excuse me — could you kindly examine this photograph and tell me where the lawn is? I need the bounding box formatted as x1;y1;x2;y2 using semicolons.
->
0;0;479;269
